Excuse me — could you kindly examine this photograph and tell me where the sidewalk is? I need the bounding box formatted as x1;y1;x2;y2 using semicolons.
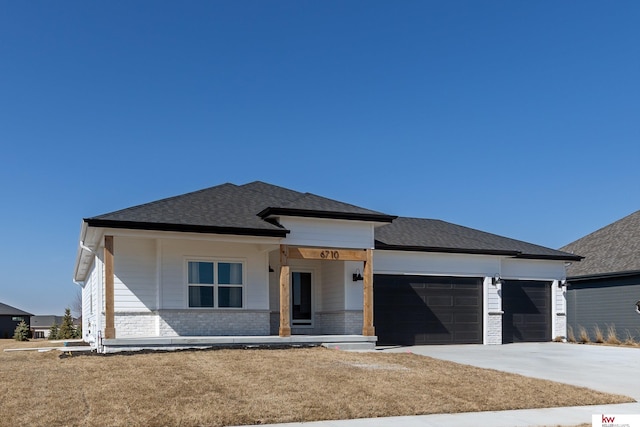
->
239;402;640;427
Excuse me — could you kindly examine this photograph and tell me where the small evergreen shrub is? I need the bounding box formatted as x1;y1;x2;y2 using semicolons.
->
13;320;29;341
48;323;59;340
59;308;76;340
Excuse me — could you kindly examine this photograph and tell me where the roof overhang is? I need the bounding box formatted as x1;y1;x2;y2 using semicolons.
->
375;241;584;261
567;269;640;282
258;207;396;223
83;218;290;238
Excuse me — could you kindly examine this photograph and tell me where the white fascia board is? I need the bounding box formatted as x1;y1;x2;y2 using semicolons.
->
73;221;91;283
98;227;283;246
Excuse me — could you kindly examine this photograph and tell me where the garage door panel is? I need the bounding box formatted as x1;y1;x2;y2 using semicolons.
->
455;296;480;306
374;275;482;345
427;296;453;306
502;280;551;343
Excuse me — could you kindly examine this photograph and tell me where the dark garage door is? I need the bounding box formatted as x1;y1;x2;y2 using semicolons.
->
502;280;551;343
374;275;483;345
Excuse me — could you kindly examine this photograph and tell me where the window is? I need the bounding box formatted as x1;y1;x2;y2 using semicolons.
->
12;317;23;322
188;260;243;308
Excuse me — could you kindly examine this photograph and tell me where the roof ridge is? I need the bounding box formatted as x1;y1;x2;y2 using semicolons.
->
561;209;640;250
89;183;239;219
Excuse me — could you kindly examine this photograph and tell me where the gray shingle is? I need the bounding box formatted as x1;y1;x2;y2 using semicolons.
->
376;217;581;261
560;210;640;277
0;302;32;316
86;181;394;235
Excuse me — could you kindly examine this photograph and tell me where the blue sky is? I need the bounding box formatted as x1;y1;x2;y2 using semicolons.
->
1;1;639;315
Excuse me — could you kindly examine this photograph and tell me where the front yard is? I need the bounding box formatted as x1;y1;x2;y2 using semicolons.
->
0;340;633;427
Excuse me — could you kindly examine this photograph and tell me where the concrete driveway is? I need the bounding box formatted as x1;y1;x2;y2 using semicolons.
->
381;342;640;399
249;343;640;427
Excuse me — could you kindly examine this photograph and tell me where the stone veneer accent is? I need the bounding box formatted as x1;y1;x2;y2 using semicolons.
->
270;310;364;335
114;312;157;338
158;310;270;336
554;313;567;340
486;312;503;345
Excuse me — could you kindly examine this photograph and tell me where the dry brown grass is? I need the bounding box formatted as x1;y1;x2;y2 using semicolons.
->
593;325;605;343
578;326;591;343
606;324;622;345
0;340;633;427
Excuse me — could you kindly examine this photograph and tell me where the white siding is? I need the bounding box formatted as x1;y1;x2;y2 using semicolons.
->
319;261;344;311
501;259;566;280
280;217;374;249
344;260;364;310
81;256;102;344
114;237;157;312
375;250;501;277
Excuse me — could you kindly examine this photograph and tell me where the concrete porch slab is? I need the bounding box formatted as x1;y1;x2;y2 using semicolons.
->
101;335;377;353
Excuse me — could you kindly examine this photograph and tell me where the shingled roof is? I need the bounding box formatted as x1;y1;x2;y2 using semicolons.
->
0;302;32;317
375;217;582;261
83;181;576;262
560;210;640;278
85;181;395;236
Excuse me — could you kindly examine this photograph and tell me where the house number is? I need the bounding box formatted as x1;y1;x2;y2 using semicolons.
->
320;250;339;260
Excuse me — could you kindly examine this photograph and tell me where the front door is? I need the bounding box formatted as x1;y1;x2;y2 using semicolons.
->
291;272;312;326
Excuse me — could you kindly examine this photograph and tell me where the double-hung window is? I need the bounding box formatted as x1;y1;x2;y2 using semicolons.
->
188;260;244;308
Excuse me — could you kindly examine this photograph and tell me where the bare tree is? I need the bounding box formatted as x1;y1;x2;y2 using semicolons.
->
71;289;83;319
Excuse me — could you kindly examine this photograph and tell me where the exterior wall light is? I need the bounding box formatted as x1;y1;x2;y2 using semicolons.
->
492;274;502;286
352;269;363;282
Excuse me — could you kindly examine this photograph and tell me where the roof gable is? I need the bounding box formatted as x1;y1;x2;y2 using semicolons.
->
376;217;581;261
561;210;640;277
85;181;394;236
0;302;32;316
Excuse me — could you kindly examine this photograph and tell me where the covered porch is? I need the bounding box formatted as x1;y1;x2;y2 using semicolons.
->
269;245;375;338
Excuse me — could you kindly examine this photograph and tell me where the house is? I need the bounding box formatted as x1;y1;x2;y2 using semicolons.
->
30;316;65;339
73;181;580;352
0;302;32;339
561;210;640;340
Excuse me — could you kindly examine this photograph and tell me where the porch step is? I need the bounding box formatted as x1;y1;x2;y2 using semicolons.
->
321;342;376;351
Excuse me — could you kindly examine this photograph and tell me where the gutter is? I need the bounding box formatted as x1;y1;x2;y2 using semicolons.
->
374;242;583;262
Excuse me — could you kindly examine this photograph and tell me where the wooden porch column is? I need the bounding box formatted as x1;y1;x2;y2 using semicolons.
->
279;245;291;337
104;235;116;339
362;248;375;336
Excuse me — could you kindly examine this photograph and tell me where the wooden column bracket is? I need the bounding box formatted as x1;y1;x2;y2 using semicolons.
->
279;245;291;337
104;235;116;339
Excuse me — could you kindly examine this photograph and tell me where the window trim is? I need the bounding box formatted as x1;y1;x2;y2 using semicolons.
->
185;257;246;309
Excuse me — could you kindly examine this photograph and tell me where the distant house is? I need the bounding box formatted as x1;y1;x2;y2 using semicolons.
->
30;316;65;339
73;181;580;352
0;302;32;339
561;210;640;340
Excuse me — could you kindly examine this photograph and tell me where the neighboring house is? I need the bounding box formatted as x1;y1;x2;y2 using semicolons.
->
30;316;65;339
73;181;580;352
0;302;32;339
561;210;640;340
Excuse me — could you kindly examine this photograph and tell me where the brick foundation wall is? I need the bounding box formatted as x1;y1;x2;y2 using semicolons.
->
269;310;363;335
554;313;566;340
486;312;503;345
114;312;157;338
158;310;270;336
